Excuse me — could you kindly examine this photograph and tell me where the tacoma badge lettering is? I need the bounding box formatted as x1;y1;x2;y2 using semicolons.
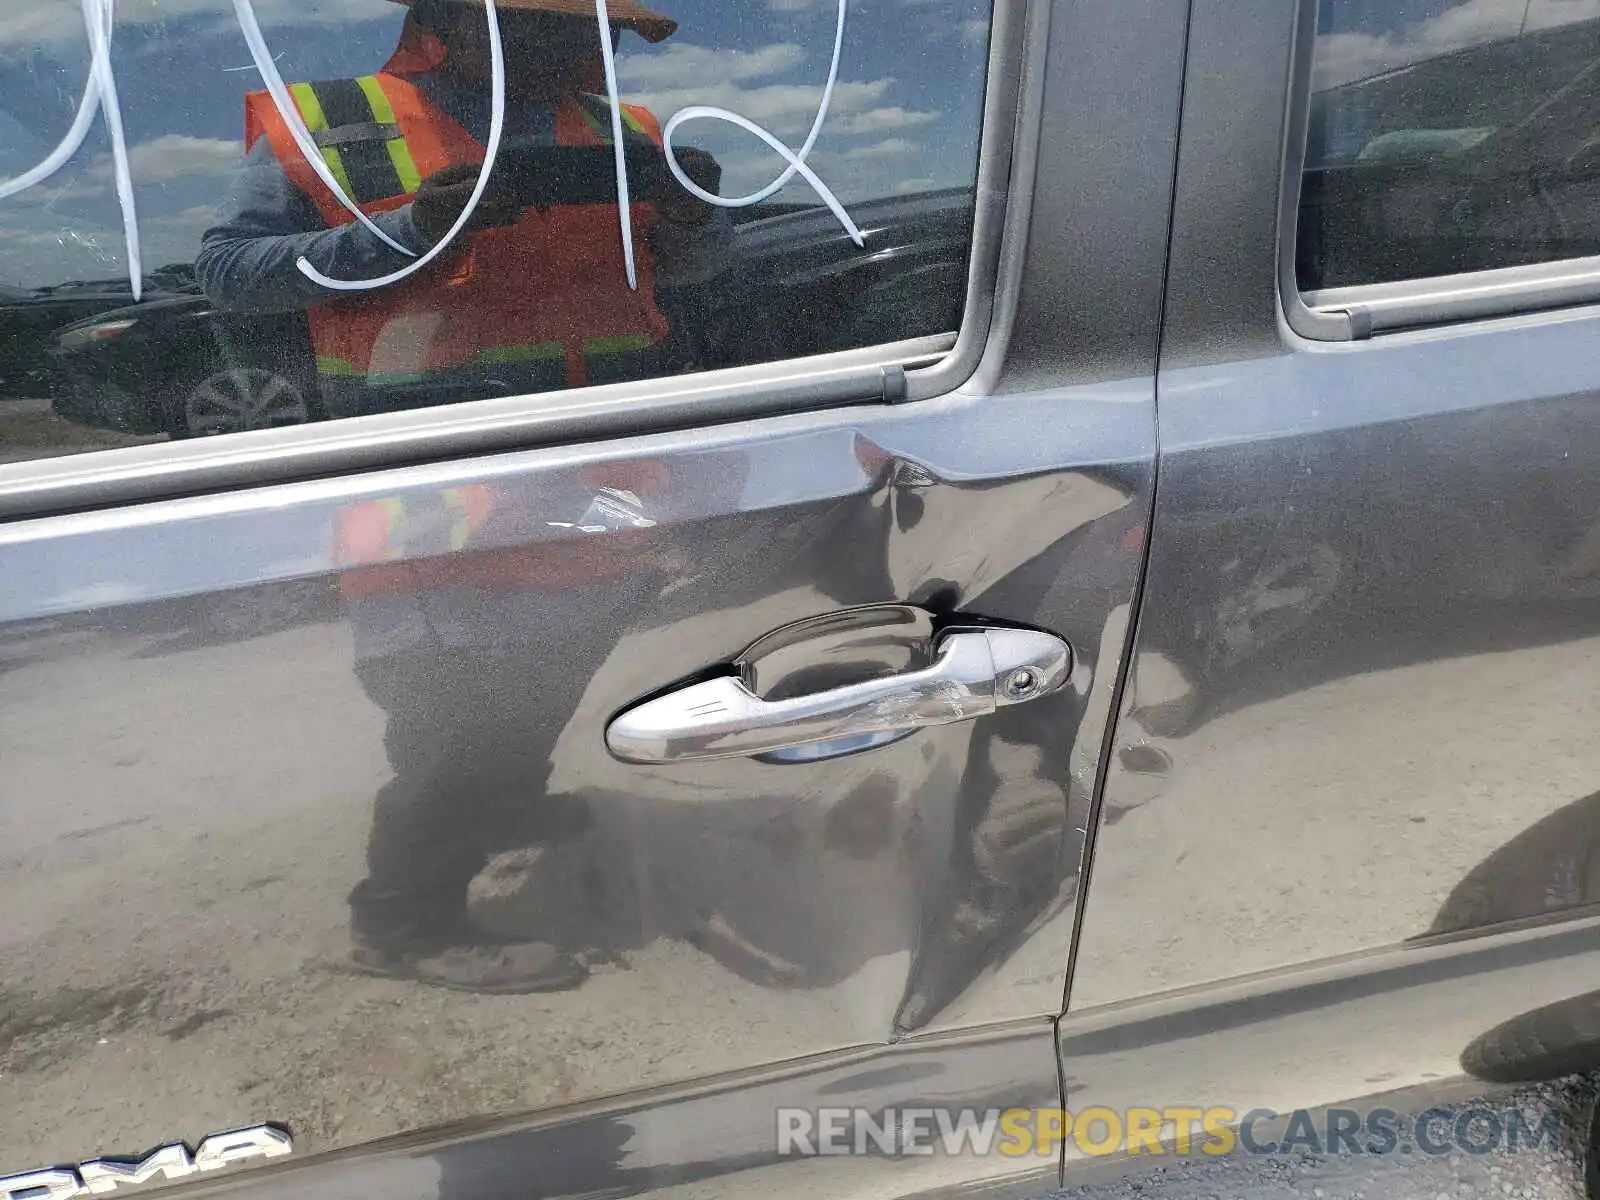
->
0;1125;291;1199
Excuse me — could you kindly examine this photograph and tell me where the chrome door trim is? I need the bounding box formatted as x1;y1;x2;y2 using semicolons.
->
605;627;1073;764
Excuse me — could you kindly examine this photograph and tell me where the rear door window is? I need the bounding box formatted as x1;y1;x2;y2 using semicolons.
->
1297;0;1600;291
0;0;992;460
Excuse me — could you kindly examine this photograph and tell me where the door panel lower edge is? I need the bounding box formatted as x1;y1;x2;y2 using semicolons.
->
164;1022;1063;1200
1058;913;1600;1171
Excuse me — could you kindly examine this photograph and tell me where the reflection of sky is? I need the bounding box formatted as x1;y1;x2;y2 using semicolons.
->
1314;0;1600;88
0;0;990;289
1317;0;1468;35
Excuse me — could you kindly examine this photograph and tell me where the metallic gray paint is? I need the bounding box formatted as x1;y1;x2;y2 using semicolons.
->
0;0;1193;1189
33;0;1593;1191
1060;915;1600;1167
980;0;1189;393
1068;0;1600;1174
0;382;1152;1191
1077;308;1600;998
144;1024;1062;1200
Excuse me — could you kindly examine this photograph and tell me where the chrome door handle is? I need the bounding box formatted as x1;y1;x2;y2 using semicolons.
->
605;627;1071;765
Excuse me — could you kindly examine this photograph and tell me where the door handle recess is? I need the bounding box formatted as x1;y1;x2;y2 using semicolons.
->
605;627;1071;765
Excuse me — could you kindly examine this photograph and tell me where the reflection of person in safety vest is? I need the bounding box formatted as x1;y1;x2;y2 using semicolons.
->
197;0;728;421
331;460;679;993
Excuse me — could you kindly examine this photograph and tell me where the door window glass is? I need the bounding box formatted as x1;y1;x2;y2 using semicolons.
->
0;0;992;462
1298;0;1600;292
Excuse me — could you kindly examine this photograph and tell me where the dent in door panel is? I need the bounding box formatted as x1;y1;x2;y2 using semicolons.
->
0;384;1150;1179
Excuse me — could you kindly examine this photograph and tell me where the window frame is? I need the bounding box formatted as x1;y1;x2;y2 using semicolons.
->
0;0;1036;520
1278;0;1600;342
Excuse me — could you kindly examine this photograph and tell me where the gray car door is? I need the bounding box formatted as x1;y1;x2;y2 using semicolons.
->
0;1;1183;1198
1063;0;1600;1171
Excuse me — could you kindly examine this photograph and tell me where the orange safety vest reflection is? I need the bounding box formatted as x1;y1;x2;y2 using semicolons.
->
246;74;671;393
332;464;672;601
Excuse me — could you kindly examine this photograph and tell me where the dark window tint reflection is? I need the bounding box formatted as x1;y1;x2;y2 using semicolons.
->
0;0;990;460
1299;0;1600;291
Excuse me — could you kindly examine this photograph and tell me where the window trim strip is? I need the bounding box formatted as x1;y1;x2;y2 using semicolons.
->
908;0;1035;399
0;336;951;521
1306;256;1600;339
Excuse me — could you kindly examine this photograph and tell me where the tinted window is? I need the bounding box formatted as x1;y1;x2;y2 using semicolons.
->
1298;0;1600;292
0;0;992;462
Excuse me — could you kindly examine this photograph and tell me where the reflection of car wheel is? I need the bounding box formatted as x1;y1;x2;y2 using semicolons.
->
1429;789;1600;937
1588;1099;1600;1200
1461;991;1600;1083
173;367;311;438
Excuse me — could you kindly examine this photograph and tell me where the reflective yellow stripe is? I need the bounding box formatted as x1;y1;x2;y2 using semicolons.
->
474;342;565;365
354;75;394;123
584;334;656;357
321;148;354;199
291;82;328;131
321;361;424;387
573;99;610;141
315;355;357;377
575;96;651;144
376;497;406;561
356;74;423;193
291;82;353;197
322;344;574;383
441;489;474;553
